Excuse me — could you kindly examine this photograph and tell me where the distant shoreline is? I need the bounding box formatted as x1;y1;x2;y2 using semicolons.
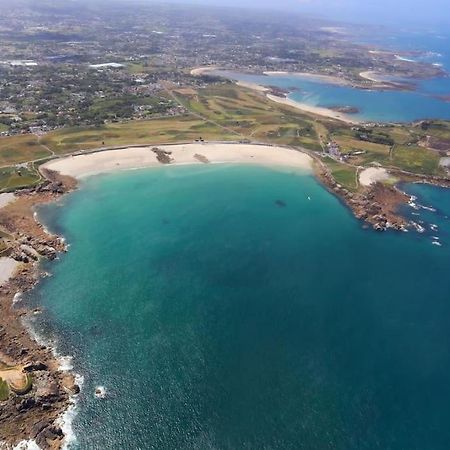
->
266;94;362;124
191;67;363;123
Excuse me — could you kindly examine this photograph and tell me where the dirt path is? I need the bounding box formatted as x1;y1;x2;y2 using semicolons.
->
0;367;27;389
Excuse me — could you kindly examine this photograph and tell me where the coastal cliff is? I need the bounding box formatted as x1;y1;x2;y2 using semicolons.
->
0;172;79;450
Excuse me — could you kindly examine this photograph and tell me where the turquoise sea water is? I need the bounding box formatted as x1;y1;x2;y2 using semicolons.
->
28;164;450;449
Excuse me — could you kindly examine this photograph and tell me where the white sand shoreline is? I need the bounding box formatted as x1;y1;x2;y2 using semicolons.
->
359;167;390;186
190;66;218;76
0;194;19;287
42;143;312;179
266;94;362;124
359;71;385;83
0;192;15;209
0;257;20;287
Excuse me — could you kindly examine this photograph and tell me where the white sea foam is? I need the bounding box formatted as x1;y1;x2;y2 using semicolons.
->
57;374;84;450
58;355;74;372
411;222;425;233
22;317;50;347
21;317;82;450
13;292;23;304
418;204;436;212
13;441;41;450
95;385;107;399
408;196;419;210
432;241;442;246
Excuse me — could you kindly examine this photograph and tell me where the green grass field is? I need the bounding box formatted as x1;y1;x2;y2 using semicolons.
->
0;166;40;191
0;378;9;401
323;157;358;191
0;135;51;166
174;84;322;150
391;145;441;175
40;116;236;156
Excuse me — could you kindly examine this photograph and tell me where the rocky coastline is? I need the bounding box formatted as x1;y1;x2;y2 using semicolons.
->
315;158;450;232
0;170;80;450
316;166;409;231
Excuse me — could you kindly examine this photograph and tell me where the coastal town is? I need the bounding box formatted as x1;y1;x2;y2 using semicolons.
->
0;0;443;137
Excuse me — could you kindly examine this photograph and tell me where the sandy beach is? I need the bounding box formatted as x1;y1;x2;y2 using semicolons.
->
41;143;312;179
266;94;361;124
0;257;19;287
0;192;15;209
190;66;218;76
359;71;385;83
0;194;19;286
359;167;390;186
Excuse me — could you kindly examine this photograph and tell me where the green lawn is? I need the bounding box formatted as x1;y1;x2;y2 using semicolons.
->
0;135;51;166
323;157;358;191
40;116;237;155
0;166;40;192
0;378;9;401
391;145;441;175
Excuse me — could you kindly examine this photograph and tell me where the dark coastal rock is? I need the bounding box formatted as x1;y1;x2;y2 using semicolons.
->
37;382;60;402
31;420;48;437
24;362;48;372
152;147;173;164
35;426;63;448
17;397;36;412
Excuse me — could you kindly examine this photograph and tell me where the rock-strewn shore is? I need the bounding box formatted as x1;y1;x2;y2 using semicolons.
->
0;171;80;450
316;164;410;231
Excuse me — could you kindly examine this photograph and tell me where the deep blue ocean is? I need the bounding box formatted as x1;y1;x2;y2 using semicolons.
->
218;27;450;123
28;164;450;449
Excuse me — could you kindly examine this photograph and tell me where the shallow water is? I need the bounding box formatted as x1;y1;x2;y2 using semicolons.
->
27;165;450;449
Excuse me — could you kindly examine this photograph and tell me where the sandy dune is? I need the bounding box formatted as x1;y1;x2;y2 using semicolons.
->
0;193;15;209
0;258;19;287
190;67;217;76
359;167;390;186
